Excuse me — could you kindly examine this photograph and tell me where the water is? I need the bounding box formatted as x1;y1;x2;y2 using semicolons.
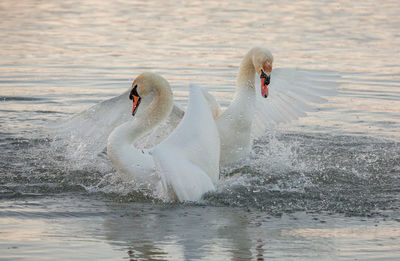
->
1;0;399;260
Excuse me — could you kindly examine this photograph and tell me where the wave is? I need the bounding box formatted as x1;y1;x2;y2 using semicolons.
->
0;96;45;101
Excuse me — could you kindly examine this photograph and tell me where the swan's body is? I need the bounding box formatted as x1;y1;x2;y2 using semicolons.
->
215;86;255;165
107;73;220;201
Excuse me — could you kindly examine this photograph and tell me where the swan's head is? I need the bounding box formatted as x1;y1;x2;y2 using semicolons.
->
129;72;170;116
251;47;273;98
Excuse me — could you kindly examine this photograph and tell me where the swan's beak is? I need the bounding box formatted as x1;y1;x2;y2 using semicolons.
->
260;70;270;98
131;95;141;116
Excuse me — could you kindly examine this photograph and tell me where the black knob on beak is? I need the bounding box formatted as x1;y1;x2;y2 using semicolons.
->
129;84;139;100
260;70;270;85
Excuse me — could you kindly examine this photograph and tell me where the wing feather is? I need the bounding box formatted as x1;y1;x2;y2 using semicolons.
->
51;90;184;157
251;68;340;138
153;84;220;201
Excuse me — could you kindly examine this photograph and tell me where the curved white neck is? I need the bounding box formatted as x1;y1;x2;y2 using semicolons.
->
228;49;257;113
107;81;173;176
111;83;173;144
237;50;256;91
134;84;174;141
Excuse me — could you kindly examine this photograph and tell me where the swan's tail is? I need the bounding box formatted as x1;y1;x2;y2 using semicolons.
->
153;148;215;202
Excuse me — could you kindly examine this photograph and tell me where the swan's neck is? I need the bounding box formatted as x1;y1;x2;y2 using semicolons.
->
216;51;257;165
112;86;173;145
237;51;256;92
135;85;173;140
107;82;173;173
229;51;257;113
218;52;257;131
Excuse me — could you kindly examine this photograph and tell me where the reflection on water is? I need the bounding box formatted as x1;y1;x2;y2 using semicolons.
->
103;203;400;260
104;204;255;260
2;195;399;260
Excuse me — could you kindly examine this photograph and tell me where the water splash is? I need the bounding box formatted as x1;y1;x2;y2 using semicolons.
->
1;120;399;218
205;132;400;218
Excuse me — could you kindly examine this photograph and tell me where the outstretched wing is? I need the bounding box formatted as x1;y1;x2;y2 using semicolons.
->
251;68;340;137
51;90;184;157
153;85;220;202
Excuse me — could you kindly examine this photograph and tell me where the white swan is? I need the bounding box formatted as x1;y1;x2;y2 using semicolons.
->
211;47;274;165
208;47;338;165
106;72;220;201
55;47;338;168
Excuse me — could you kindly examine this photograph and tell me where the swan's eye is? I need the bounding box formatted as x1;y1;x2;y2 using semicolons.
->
129;84;139;100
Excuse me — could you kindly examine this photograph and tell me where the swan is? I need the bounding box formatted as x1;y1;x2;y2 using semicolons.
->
212;47;274;165
106;72;220;201
55;47;338;169
207;47;338;165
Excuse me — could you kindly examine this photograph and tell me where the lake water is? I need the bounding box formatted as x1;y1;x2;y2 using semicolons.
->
1;0;399;260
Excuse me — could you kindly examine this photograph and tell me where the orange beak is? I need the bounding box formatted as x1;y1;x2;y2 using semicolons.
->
260;70;270;98
131;95;141;116
261;78;269;98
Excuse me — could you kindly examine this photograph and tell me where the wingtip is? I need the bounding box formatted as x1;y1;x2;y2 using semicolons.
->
188;84;205;99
